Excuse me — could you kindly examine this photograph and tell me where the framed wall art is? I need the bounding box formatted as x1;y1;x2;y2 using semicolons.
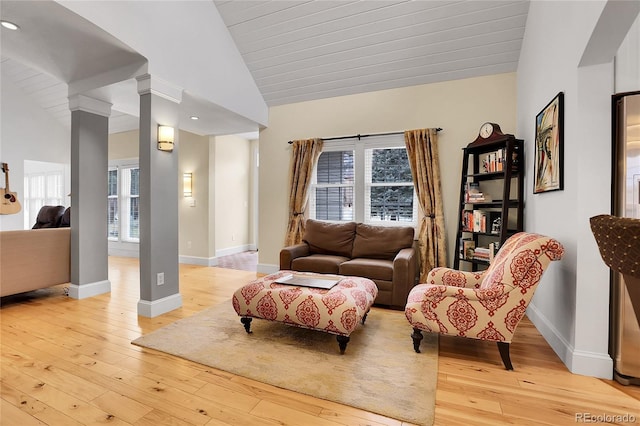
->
534;92;564;194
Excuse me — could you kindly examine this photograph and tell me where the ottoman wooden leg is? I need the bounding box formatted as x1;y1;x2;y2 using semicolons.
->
336;335;350;354
411;328;423;353
361;308;371;325
240;317;253;334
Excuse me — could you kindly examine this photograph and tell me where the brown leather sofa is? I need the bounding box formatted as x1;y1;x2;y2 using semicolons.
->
32;205;66;228
280;219;417;309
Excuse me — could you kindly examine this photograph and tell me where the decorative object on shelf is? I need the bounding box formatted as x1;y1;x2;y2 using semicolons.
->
469;122;505;146
534;92;564;193
1;162;21;215
491;216;502;235
454;127;524;271
157;125;175;152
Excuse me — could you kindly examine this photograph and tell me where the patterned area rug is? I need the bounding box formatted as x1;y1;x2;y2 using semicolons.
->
132;301;438;425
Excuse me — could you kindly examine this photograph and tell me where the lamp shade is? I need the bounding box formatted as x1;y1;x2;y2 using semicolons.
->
158;125;174;151
183;173;193;197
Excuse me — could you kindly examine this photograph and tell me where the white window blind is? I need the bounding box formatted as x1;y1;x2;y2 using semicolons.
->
24;171;64;229
311;150;354;221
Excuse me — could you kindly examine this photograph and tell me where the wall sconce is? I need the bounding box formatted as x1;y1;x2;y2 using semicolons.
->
157;125;174;152
183;173;193;197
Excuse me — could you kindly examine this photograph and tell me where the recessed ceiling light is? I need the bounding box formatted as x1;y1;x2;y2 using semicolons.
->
190;116;199;120
1;21;20;30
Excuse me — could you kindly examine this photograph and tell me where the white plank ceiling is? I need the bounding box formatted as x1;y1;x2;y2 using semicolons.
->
214;0;530;106
2;0;530;134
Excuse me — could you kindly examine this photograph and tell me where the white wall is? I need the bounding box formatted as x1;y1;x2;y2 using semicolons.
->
0;79;70;231
214;135;253;257
107;129;255;263
517;0;640;378
179;131;213;264
109;130;139;160
615;13;640;93
258;73;518;272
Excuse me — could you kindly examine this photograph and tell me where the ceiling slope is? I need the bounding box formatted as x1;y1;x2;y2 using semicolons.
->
215;0;530;106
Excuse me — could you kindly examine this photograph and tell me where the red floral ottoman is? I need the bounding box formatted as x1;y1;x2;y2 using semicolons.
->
232;271;378;353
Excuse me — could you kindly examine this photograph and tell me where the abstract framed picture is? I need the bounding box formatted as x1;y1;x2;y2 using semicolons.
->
534;92;564;193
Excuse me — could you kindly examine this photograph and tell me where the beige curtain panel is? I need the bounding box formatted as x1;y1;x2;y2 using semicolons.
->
404;128;447;282
284;138;324;246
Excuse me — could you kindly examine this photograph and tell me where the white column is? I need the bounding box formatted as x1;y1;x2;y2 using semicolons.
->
136;74;183;317
68;94;112;299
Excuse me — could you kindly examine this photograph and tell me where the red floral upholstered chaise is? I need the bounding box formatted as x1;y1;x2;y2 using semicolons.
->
405;232;564;370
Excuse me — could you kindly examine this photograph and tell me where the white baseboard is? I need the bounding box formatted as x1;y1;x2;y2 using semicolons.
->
257;263;279;274
215;244;255;258
527;302;613;379
179;255;217;267
569;349;614;379
68;280;111;299
137;293;183;318
108;247;139;258
110;246;258;266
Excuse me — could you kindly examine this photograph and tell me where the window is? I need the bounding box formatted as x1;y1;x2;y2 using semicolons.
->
365;147;415;223
310;135;417;226
108;169;118;239
108;163;140;243
24;169;65;229
314;151;354;221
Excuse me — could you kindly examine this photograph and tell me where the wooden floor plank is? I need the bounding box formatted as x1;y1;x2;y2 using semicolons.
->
0;256;638;426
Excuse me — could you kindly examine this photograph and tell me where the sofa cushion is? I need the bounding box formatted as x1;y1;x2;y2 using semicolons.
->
291;254;349;274
303;219;356;257
340;258;394;281
351;224;414;260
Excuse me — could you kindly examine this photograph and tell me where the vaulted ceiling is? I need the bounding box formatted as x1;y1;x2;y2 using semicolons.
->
215;0;530;106
1;0;530;135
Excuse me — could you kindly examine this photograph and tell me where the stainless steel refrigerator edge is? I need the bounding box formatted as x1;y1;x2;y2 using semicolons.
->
612;92;640;385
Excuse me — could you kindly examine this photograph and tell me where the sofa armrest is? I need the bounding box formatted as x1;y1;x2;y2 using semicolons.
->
425;267;485;289
408;283;512;304
279;243;310;270
0;228;70;297
391;247;417;307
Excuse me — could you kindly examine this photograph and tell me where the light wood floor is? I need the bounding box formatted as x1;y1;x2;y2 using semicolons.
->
1;257;638;426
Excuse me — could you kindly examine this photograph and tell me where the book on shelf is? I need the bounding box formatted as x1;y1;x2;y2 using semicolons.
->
459;238;475;260
472;247;491;262
482;148;506;173
465;182;485;203
470;243;499;263
468;210;501;234
461;210;474;232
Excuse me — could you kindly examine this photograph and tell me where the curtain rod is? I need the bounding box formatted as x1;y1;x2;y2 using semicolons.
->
287;128;442;144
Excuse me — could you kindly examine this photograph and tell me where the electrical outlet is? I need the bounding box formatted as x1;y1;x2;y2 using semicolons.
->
187;241;192;249
157;272;164;286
